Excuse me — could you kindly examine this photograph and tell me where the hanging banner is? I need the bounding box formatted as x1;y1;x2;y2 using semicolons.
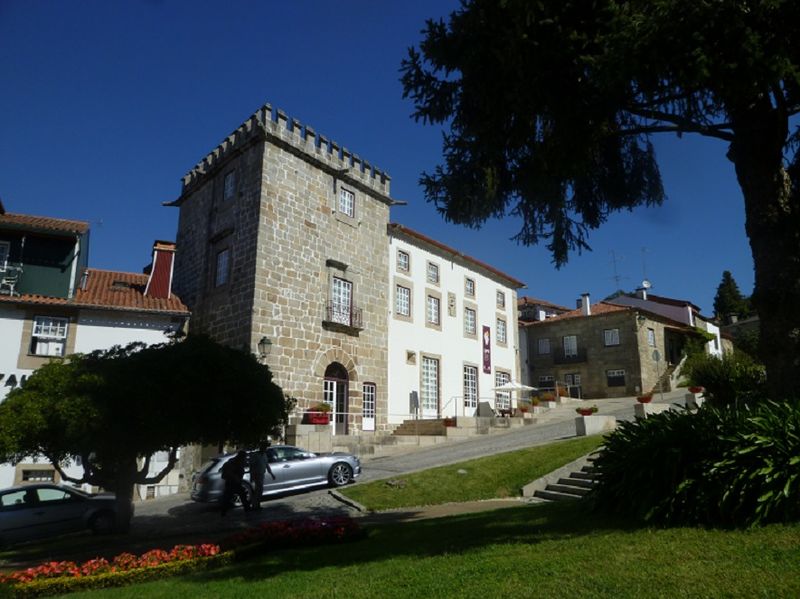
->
482;325;491;373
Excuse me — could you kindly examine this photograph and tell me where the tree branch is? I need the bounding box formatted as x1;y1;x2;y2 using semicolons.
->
626;107;735;141
140;447;179;485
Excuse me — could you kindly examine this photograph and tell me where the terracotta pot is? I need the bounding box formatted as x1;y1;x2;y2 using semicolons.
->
637;396;653;404
577;408;594;416
305;413;330;425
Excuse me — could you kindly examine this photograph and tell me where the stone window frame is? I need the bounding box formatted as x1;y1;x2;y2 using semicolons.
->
17;309;77;370
222;170;237;202
463;300;478;339
538;337;551;355
606;368;626;387
563;334;578;357
464;276;475;297
362;382;376;420
538;374;555;387
333;179;358;227
496;315;508;346
419;352;442;413
214;247;231;287
425;289;442;331
426;261;440;285
30;315;69;357
396;249;410;273
463;362;479;409
647;328;656;347
338;186;355;218
393;277;413;323
603;328;620;347
496;290;506;309
494;368;512;410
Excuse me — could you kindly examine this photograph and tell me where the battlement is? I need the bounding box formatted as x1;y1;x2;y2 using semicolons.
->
180;103;391;199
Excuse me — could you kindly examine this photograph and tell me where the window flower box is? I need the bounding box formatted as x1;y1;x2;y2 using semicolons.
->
636;394;653;404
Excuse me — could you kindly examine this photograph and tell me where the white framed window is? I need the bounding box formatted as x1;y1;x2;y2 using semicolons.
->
362;383;376;420
465;277;475;297
604;328;620;346
397;250;410;272
395;284;411;316
421;356;439;411
331;277;353;325
496;290;506;308
426;295;440;325
538;338;551;355
495;371;511;410
464;307;476;335
339;187;355;217
463;365;478;409
215;248;230;287
538;375;555;387
0;241;9;271
607;369;626;387
563;335;578;357
426;262;439;284
223;171;236;201
647;328;656;347
497;318;507;344
31;316;68;357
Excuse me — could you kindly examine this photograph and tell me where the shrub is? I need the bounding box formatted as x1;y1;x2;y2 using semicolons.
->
682;350;766;408
592;401;800;527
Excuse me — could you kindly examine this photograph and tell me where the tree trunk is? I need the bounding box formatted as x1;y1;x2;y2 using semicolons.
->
730;106;800;401
111;460;137;533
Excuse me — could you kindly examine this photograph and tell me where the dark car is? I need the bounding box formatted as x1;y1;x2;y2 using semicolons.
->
0;483;124;545
191;445;361;505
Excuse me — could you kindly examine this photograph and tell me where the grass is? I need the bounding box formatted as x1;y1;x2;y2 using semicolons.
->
340;435;604;510
59;501;800;598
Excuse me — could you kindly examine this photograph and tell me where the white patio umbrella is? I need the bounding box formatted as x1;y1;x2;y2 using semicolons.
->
490;381;538;410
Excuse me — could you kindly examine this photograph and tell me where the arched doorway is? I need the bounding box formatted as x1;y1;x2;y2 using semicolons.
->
324;362;349;435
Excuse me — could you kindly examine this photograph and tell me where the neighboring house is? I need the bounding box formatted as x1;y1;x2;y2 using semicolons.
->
0;205;189;497
168;103;526;440
517;296;570;385
524;293;708;398
387;224;524;424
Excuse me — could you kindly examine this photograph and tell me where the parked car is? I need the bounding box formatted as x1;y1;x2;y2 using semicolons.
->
191;445;361;506
0;483;124;545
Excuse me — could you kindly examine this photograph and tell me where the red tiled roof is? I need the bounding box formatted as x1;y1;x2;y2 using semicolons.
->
0;212;89;235
517;296;570;311
388;223;527;288
0;269;189;315
528;301;631;323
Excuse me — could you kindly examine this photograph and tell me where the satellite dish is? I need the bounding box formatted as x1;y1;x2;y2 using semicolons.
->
641;279;651;289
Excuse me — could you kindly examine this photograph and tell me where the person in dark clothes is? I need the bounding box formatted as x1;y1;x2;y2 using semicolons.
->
249;442;276;510
220;450;249;516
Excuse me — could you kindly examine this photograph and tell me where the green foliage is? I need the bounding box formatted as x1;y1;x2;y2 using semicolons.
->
593;402;800;527
683;351;766;408
713;270;749;321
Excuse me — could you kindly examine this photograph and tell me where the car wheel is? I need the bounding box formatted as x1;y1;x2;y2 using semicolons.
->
328;463;353;487
233;484;253;508
90;511;115;535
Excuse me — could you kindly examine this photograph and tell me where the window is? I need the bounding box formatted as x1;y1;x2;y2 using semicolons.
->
463;365;478;409
539;375;555;387
496;290;506;308
495;371;511;410
563;335;578;358
606;369;626;387
421;356;439;411
331;277;353;325
538;338;551;354
604;328;620;346
496;318;507;344
22;469;55;483
397;250;410;272
465;277;475;297
0;241;8;271
31;316;68;357
339;187;355;217
395;284;411;316
427;262;439;284
214;248;231;287
464;307;476;335
223;171;236;201
363;383;376;420
426;295;440;325
647;328;656;347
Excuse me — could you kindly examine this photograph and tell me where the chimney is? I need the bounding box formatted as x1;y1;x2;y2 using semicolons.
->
144;241;176;299
580;293;591;316
636;287;647;300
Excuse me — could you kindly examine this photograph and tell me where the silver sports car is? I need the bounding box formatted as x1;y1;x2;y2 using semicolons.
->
190;445;361;505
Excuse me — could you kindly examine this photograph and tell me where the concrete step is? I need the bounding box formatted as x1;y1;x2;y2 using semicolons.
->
546;483;590;497
580;465;598;474
570;471;599;481
533;489;582;502
557;477;596;489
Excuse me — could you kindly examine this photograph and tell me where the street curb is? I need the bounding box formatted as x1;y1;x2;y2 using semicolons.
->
329;489;366;512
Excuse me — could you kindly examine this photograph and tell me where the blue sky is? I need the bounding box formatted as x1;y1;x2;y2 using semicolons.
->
0;0;754;315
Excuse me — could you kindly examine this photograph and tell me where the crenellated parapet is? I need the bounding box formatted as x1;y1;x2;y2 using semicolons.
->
180;103;391;200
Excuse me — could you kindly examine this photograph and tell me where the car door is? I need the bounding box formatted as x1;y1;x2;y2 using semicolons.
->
266;447;325;491
32;487;88;536
0;489;40;543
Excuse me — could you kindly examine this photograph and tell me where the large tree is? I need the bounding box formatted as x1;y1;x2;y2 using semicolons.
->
0;335;287;531
401;0;800;399
713;270;749;322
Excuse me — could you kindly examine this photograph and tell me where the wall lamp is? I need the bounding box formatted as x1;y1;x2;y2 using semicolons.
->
258;336;273;359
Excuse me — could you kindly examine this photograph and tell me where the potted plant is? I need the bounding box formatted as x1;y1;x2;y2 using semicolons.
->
304;403;331;425
576;405;598;416
636;393;653;404
688;386;704;394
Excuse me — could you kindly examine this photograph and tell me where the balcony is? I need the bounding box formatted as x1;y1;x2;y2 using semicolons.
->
0;263;23;296
322;301;363;336
553;348;588;364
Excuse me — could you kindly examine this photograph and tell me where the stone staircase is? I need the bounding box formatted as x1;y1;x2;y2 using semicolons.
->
524;452;601;502
392;419;449;436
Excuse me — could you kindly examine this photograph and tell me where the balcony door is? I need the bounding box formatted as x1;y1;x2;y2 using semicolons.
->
323;362;349;435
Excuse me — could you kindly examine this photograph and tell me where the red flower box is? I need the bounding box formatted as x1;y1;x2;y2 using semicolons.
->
637;395;653;404
305;413;330;425
577;408;595;416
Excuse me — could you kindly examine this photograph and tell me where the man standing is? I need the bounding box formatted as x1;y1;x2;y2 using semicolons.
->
220;450;249;516
249;442;275;510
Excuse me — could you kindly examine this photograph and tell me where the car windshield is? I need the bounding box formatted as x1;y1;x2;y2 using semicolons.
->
199;458;224;474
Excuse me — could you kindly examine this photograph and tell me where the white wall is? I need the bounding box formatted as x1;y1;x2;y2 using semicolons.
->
74;310;176;352
0;306;31;403
697;318;723;357
387;235;520;424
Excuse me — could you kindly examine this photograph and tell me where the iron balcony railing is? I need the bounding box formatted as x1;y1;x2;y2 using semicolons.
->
323;301;363;330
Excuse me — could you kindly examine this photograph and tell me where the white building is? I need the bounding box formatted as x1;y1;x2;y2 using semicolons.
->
387;224;525;424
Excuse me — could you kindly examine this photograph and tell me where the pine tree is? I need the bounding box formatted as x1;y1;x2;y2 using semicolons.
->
714;271;747;322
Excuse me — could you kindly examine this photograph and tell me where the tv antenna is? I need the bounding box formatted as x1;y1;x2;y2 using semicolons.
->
609;250;628;289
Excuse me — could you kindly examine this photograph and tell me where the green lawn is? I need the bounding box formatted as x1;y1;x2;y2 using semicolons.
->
340;435;604;510
62;501;800;598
